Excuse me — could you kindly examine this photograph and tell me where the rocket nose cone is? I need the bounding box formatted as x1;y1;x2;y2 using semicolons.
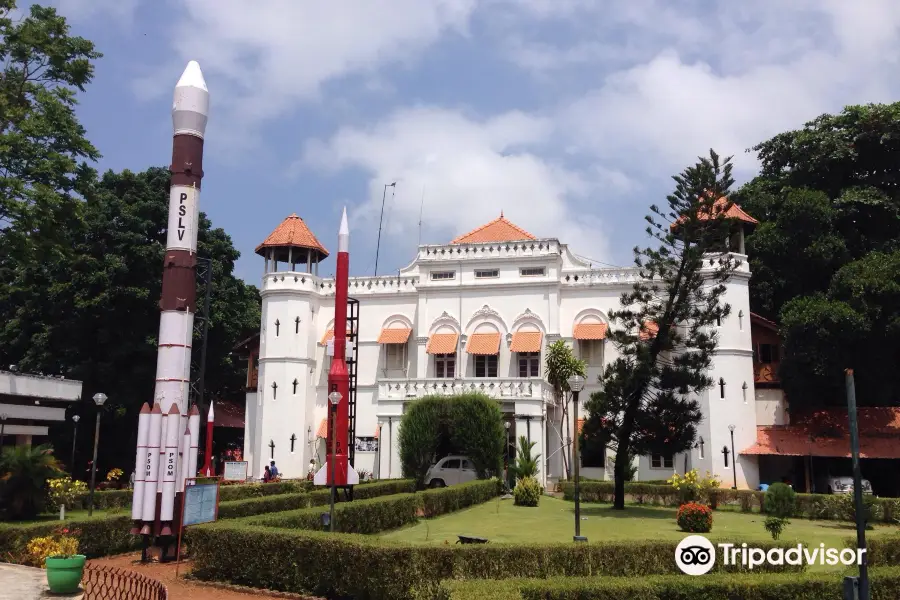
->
339;207;349;235
176;60;208;93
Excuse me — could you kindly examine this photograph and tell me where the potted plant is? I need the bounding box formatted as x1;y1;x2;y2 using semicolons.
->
25;527;85;594
105;467;124;490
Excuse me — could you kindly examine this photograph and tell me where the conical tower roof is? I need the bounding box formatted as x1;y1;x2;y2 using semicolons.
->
451;212;536;244
255;214;329;259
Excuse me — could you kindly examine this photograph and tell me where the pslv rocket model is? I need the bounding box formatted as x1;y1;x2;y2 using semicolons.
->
130;60;209;537
314;208;360;488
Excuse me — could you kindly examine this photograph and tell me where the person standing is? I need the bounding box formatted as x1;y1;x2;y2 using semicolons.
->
269;460;279;479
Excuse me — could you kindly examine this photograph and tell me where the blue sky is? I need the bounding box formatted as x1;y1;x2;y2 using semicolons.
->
43;0;900;283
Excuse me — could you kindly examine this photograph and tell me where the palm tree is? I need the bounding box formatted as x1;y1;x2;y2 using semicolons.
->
509;435;541;480
0;444;64;520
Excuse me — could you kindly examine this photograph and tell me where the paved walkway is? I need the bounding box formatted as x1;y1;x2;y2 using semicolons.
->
0;563;83;600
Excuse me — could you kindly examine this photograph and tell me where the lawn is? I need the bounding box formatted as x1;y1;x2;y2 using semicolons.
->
380;495;897;550
0;508;120;527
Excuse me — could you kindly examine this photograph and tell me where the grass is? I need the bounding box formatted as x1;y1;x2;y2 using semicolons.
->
380;495;896;550
0;508;120;526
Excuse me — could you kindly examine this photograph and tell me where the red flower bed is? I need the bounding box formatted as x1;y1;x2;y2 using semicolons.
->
676;501;713;533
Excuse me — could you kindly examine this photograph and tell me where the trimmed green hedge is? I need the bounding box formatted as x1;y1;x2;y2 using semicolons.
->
218;492;311;520
436;567;900;600
245;480;500;534
561;481;900;523
0;516;139;562
187;527;809;600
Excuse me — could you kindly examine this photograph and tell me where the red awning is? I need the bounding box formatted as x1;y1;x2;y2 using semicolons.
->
741;408;900;459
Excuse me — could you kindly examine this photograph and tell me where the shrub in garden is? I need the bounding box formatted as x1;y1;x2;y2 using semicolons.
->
0;444;64;520
47;478;88;511
668;469;720;507
509;436;540;479
676;501;712;533
763;482;796;540
23;526;79;567
839;492;877;527
514;476;543;507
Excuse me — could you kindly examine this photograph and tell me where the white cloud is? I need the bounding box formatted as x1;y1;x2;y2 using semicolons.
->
134;0;477;125
299;106;612;268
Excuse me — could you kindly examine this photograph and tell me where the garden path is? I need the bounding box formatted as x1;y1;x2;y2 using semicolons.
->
0;562;83;600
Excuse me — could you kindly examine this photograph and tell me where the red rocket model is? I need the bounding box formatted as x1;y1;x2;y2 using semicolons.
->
314;208;359;488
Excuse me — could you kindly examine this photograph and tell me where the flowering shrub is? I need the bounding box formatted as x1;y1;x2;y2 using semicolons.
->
105;468;124;483
47;477;88;510
24;527;80;567
668;469;721;507
676;502;713;533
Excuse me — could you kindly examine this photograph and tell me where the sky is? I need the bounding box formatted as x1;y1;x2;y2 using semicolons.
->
37;0;900;283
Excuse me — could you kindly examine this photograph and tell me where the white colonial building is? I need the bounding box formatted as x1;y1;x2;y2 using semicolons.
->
241;207;765;489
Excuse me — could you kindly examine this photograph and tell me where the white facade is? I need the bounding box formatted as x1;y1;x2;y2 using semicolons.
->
0;370;84;442
244;226;762;489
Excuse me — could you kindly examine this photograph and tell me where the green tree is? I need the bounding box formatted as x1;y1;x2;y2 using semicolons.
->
0;443;64;520
734;103;900;408
544;339;585;479
583;149;737;510
0;167;260;473
509;435;540;479
398;393;505;487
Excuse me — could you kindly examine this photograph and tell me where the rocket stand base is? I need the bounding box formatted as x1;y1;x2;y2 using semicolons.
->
140;535;151;563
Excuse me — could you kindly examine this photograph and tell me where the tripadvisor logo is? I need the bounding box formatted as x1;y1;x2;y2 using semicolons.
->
675;535;867;575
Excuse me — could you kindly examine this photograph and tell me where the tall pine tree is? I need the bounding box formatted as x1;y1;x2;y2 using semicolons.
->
583;150;739;509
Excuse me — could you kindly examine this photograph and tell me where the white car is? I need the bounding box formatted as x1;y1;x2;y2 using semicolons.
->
816;475;873;495
424;455;478;488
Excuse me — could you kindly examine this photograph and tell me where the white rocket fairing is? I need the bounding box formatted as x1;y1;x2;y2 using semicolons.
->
130;403;150;532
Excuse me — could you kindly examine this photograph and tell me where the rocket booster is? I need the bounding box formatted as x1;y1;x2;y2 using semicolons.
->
130;403;150;533
315;207;359;487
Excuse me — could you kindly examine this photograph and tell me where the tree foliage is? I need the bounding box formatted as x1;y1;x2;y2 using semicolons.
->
0;443;64;520
583;149;737;509
736;102;900;408
398;393;505;486
544;339;585;479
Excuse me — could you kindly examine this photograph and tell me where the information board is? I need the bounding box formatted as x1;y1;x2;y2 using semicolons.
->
223;461;248;481
183;482;218;526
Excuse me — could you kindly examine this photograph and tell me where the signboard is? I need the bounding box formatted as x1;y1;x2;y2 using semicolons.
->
223;461;248;481
183;481;219;526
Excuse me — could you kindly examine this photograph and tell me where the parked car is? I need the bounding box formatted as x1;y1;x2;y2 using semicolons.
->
424;455;478;488
816;475;873;495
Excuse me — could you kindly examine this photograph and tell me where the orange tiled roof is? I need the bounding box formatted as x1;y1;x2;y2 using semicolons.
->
426;332;459;354
315;418;328;439
639;321;659;341
466;332;501;355
673;195;758;229
320;329;352;345
740;408;900;459
574;323;608;340
255;214;329;257
377;328;412;344
510;331;542;353
451;213;537;244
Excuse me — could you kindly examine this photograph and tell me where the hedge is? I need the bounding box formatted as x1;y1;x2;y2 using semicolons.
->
0;516;139;562
435;567;900;600
561;481;900;523
245;480;500;534
218;492;311;520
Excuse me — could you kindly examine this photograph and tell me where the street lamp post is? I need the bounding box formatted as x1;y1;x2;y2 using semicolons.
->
70;415;81;471
0;413;7;448
728;424;737;490
567;374;586;542
327;391;342;533
88;393;107;517
504;421;511;488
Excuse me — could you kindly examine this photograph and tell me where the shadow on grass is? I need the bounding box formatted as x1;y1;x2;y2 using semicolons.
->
576;505;675;520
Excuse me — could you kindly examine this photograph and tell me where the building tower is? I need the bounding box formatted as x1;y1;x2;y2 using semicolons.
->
693;198;760;488
245;214;329;479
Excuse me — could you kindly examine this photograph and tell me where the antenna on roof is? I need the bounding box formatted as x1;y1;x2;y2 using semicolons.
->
417;185;426;247
374;182;397;277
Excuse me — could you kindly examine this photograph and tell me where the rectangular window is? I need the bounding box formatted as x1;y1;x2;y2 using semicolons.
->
475;269;499;279
520;267;545;277
518;352;540;377
385;344;407;370
474;354;498;378
578;340;603;366
430;271;455;281
651;454;673;469
435;353;456;378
